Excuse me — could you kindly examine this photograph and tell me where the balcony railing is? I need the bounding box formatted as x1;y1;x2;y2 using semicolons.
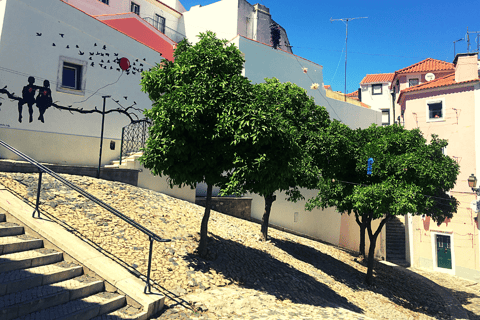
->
142;17;186;43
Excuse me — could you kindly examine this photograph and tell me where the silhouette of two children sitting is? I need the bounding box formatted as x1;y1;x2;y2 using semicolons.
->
18;76;52;123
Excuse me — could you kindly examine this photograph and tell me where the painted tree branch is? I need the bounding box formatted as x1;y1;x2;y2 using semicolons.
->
0;87;147;124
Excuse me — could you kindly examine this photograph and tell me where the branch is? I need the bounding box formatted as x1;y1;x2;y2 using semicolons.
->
0;87;148;124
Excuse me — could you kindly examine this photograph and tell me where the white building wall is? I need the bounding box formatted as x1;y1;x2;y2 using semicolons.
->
182;0;239;43
0;0;161;141
360;82;392;113
0;0;163;167
182;0;292;53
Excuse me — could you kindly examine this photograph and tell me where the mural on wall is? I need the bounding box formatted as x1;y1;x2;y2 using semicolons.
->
17;77;52;123
1;51;149;125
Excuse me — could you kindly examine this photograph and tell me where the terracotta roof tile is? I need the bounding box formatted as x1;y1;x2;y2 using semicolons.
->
395;58;454;75
360;73;395;84
398;73;479;103
324;85;332;90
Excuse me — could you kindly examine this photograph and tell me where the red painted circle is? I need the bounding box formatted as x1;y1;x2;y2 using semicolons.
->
119;57;130;71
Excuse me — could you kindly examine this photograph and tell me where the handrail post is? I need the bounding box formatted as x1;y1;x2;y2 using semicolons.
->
33;171;43;218
145;236;154;293
119;127;124;166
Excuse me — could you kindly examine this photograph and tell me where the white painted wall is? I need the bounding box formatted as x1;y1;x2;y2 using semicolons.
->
182;0;292;54
234;36;381;127
360;82;393;113
0;0;161;141
182;0;238;43
0;127;120;166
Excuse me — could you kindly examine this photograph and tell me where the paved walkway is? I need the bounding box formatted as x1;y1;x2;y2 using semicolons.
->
0;172;477;319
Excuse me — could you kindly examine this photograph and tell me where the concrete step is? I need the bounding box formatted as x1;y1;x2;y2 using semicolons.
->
0;235;43;255
0;248;63;273
14;292;126;320
0;275;104;320
0;261;83;296
0;222;23;237
91;305;148;320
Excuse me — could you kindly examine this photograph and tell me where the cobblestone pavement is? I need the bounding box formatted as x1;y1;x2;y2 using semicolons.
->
0;172;476;319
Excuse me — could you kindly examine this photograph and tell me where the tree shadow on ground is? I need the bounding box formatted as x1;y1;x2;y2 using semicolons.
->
185;234;364;314
272;237;453;319
432;285;480;320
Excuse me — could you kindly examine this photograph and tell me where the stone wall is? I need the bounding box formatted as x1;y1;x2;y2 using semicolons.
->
196;197;252;221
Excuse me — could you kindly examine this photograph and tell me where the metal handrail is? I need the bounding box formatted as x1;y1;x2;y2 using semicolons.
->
0;140;170;293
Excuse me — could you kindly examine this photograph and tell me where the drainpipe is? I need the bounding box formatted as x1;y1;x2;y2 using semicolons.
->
391;89;396;125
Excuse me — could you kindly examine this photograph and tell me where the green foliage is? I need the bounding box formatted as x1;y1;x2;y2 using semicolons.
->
221;78;330;199
139;32;252;188
308;123;460;223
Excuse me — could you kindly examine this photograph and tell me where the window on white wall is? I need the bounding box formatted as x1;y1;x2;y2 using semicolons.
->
372;84;382;95
427;100;444;120
98;0;109;4
381;109;390;126
155;14;166;34
131;2;140;15
57;56;87;95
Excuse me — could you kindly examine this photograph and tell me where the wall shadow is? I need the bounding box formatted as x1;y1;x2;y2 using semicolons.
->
185;234;364;314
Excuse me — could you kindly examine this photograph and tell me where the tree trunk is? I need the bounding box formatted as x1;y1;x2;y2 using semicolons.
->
197;184;212;258
261;193;276;241
355;213;366;259
365;213;389;285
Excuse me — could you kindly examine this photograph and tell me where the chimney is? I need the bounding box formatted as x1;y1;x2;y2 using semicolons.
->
453;53;479;82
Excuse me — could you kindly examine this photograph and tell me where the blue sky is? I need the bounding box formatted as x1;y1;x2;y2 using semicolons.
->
179;0;479;94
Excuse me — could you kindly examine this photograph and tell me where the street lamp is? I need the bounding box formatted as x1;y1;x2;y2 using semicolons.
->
468;173;479;194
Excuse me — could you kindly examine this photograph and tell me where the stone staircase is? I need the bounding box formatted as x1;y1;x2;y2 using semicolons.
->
104;152;143;170
386;216;409;267
0;212;148;320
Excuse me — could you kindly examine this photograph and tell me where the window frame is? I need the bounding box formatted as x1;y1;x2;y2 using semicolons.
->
372;84;382;95
98;0;109;4
426;98;445;122
155;14;166;34
56;56;87;96
131;2;140;15
381;108;390;126
408;78;419;87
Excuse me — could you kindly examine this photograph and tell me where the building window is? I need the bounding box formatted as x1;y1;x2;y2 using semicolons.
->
427;100;444;121
409;78;419;87
154;14;166;34
98;0;109;4
131;2;140;15
57;56;87;95
381;109;390;126
372;84;382;95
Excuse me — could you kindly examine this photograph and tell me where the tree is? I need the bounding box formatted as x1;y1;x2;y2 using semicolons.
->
139;32;252;257
308;123;459;284
221;78;330;241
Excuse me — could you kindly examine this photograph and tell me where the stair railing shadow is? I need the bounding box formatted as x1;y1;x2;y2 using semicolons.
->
0;140;170;294
0;181;195;315
184;234;365;314
0;243;122;318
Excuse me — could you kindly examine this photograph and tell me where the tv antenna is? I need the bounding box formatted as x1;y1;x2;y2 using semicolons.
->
331;16;367;100
465;27;480;53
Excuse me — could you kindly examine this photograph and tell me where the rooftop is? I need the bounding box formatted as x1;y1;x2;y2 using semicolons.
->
398;73;479;103
395;58;454;75
360;73;395;84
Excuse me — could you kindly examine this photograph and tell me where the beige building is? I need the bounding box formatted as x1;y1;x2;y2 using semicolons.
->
398;53;480;281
